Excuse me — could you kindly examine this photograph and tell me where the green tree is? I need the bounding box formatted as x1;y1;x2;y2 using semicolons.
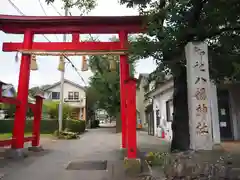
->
88;55;121;118
87;36;137;131
85;86;98;122
88;55;123;131
44;101;72;120
121;0;240;151
45;0;97;14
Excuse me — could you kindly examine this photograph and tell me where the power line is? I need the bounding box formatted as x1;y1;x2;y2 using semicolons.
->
49;7;88;86
38;0;59;41
7;0;87;86
48;4;88;85
67;61;87;86
38;0;47;15
7;0;51;42
50;3;62;16
67;10;95;41
7;0;24;15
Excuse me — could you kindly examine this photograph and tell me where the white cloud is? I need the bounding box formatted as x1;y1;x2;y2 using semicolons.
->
0;0;156;88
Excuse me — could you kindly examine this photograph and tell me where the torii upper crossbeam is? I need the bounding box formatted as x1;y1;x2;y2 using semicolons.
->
0;14;146;34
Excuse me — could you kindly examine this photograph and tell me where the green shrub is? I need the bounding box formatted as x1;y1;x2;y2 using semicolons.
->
0;119;85;135
0;119;58;134
44;101;58;119
40;120;59;133
66;119;86;134
145;152;171;166
0;120;15;133
43;101;73;120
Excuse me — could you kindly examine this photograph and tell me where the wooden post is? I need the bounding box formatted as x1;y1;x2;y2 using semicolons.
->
125;78;137;158
119;31;129;149
12;30;33;149
32;94;44;147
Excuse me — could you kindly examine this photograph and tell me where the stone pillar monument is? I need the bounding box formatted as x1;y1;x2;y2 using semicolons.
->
185;42;213;150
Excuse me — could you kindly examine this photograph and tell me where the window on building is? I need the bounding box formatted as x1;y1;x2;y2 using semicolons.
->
166;99;173;122
74;92;79;100
68;92;74;100
51;92;60;100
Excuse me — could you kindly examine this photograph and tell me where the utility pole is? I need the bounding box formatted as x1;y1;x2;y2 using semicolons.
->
58;6;68;132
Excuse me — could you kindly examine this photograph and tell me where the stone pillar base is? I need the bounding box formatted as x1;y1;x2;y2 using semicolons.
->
5;148;28;159
123;158;141;176
28;146;44;152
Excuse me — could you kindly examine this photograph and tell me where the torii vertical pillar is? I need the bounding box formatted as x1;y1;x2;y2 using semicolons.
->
12;30;33;150
125;78;137;158
32;94;44;148
119;31;130;149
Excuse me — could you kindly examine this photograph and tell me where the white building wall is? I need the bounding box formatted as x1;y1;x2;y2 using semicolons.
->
151;80;222;144
152;81;174;141
136;89;142;120
44;82;86;108
136;80;148;129
209;82;221;144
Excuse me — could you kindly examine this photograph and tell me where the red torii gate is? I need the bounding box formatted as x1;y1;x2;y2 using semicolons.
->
0;14;146;159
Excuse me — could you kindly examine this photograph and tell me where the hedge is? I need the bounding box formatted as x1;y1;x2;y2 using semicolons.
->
0;119;86;134
65;120;86;134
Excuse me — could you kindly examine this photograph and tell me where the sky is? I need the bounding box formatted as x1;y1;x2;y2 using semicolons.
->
0;0;157;88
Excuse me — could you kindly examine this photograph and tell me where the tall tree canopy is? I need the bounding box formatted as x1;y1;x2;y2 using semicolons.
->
45;0;97;14
88;55;121;118
121;0;240;151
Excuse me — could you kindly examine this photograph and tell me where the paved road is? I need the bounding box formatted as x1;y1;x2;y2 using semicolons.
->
0;128;169;180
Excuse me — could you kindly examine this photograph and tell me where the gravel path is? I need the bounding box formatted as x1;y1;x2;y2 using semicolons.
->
0;128;170;180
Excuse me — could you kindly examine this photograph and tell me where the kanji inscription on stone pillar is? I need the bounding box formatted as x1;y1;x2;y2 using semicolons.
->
185;42;213;150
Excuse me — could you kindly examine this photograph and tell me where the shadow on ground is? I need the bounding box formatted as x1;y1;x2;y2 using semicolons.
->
0;148;53;169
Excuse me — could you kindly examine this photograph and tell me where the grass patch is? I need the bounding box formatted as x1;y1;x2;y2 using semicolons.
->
0;133;53;140
40;134;54;138
0;133;12;140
